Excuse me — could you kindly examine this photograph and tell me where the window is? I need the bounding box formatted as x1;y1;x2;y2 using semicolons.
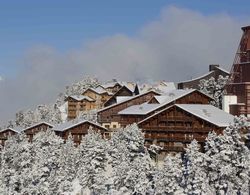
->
113;125;117;128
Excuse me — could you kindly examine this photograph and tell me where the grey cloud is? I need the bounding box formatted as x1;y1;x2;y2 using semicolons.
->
0;6;247;124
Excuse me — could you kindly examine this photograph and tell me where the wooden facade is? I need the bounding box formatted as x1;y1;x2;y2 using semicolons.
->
0;128;19;146
23;122;53;142
104;85;139;107
119;90;213;127
101;82;123;94
82;88;112;109
54;121;108;145
138;105;227;153
98;91;160;129
67;96;96;120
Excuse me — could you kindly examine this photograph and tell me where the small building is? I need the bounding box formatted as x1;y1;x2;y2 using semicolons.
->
100;81;123;94
104;84;140;107
98;91;160;129
177;64;229;90
118;89;213;127
0;127;21;146
66;95;96;120
138;104;234;153
52;120;108;145
22;122;53;142
82;87;113;108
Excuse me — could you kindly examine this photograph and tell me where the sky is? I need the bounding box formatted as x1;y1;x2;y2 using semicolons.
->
0;0;250;124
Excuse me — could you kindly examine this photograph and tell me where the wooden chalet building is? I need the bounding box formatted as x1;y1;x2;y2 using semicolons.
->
0;127;21;146
66;95;96;120
138;104;234;153
104;84;140;107
82;87;113;108
98;91;160;129
23;122;53;142
118;89;213;127
52;120;108;145
100;81;123;93
177;64;229;90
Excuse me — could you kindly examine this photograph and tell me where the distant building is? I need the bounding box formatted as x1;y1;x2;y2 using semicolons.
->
97;91;160;129
104;84;139;107
66;95;96;120
177;64;229;90
0;127;21;146
22;122;53;142
53;120;108;145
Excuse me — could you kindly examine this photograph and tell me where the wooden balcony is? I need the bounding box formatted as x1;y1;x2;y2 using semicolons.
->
142;126;213;133
144;134;206;142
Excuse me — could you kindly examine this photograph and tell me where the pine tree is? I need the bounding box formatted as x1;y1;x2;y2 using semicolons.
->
199;75;229;108
30;129;64;195
77;128;108;194
154;154;184;195
184;140;213;195
205;117;250;195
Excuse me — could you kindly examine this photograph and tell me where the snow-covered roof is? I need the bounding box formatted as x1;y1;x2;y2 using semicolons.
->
85;87;113;96
176;104;235;127
116;96;133;103
98;90;160;113
152;89;195;104
22;122;54;132
139;81;176;94
214;66;230;74
118;103;160;115
52;120;107;132
69;95;95;102
139;104;234;127
0;127;23;134
178;71;214;84
117;89;213;116
101;82;121;89
119;82;137;93
156;82;176;94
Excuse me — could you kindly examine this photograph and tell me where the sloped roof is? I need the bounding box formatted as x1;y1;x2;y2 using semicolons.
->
85;87;113;96
52;120;107;132
22;122;54;132
68;95;95;102
178;71;214;84
101;82;121;89
117;89;213;116
116;96;133;103
138;104;234;127
0;126;23;134
98;90;160;113
152;89;195;104
118;103;159;115
176;104;234;127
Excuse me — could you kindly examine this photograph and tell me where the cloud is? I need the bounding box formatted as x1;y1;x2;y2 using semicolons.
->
0;76;2;81
0;6;247;124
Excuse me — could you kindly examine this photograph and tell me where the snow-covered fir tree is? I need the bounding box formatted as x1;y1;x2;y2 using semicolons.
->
108;124;154;194
77;128;108;194
58;134;78;193
183;140;213;195
205;117;250;195
30;130;65;195
154;153;184;195
199;75;229;108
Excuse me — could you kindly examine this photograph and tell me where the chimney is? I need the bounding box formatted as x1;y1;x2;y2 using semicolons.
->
209;64;220;72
